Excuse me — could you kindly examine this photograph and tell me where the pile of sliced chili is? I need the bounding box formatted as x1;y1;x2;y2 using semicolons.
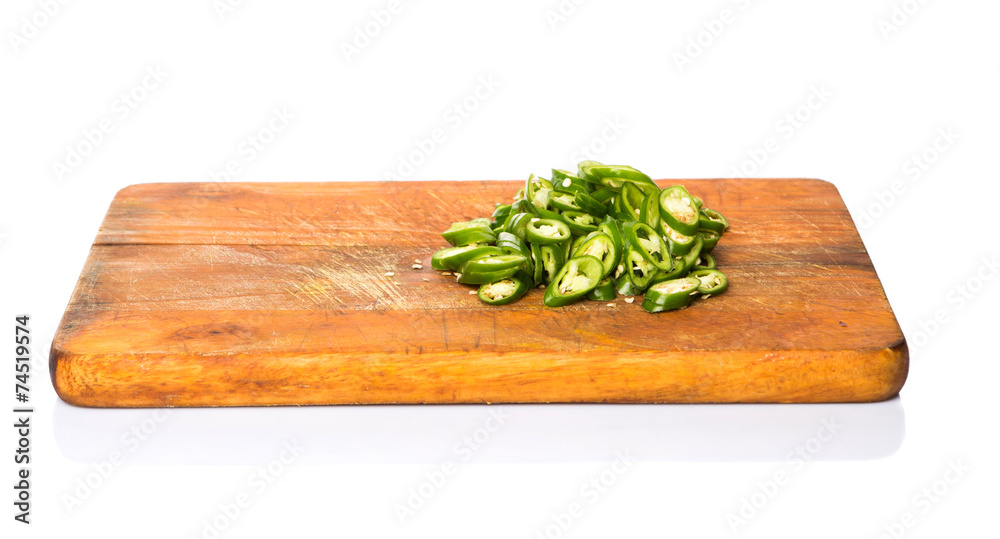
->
430;161;731;311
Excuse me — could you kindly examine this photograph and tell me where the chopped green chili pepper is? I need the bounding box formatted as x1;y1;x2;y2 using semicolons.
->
551;169;592;195
679;235;704;274
615;272;642;296
539;243;565;284
574;192;608;217
698;208;728;233
639;190;661;229
542;255;604;307
550;191;582;213
441;218;496;246
699;229;721;252
572;232;618;278
457;266;520;285
648;257;689;285
459;253;529;276
431;245;501;271
623;221;673;272
477;275;530;305
491;203;511;224
525;174;553;201
526;218;571;245
623;183;648;219
505;212;533;241
434;161;730;309
641;277;701;313
496;231;534;274
660;222;697;256
530;242;544;286
589;187;616;204
689;268;728;295
562;211;601;236
509;198;530;215
624;245;657;291
692;252;716;271
496;232;530;258
584;164;659;195
597;216;624;267
576;160;603;185
529;187;555;214
586;276;617;301
658;186;700;236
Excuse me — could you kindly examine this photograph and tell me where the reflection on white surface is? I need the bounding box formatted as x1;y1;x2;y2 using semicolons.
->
52;397;904;465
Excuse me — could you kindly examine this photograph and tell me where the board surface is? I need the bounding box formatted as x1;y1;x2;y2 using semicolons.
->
50;179;908;407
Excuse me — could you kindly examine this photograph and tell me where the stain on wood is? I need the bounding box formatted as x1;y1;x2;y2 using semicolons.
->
50;179;908;407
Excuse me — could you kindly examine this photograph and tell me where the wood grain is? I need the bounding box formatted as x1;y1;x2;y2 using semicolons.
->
50;179;908;407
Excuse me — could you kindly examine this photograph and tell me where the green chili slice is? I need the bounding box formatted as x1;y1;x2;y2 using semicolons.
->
622;221;673;272
550;191;583;213
491;203;511;225
639;190;660;229
679;235;704;274
689;268;728;295
542;255;604;307
660;222;697;256
551;169;592;195
624;245;657;291
692;252;716;271
698;208;728;233
562;211;601;236
441;218;497;246
459;252;529;276
699;229;721;252
526;218;571;245
477;275;530;305
530;242;544;286
642;277;701;313
539;244;565;284
615;272;642;297
585;164;659;195
431;245;501;271
572;232;618;278
658;186;700;236
574;192;608;217
457;266;520;285
505;212;533;241
586;276;617;301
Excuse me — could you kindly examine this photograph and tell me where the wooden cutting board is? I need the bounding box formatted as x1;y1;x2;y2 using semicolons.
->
50;179;908;407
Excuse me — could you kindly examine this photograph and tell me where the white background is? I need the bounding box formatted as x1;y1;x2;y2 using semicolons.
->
2;1;998;537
